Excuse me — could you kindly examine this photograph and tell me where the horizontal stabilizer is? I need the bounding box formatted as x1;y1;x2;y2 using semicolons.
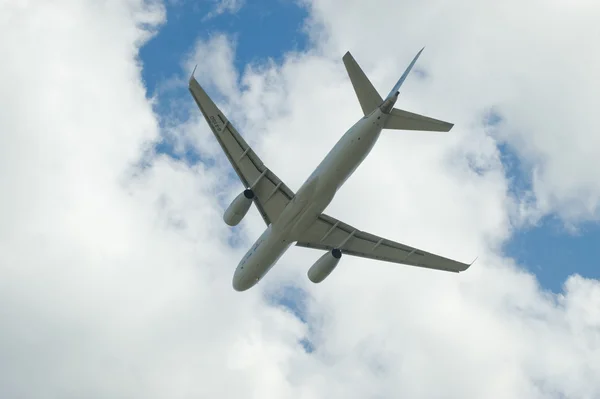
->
342;51;383;116
383;108;454;132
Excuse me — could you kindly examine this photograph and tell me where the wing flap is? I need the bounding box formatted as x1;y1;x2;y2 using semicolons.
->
188;76;294;225
296;214;470;273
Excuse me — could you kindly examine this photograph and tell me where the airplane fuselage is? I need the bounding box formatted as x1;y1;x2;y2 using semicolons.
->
232;107;390;291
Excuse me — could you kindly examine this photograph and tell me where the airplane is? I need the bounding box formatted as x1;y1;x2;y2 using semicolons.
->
188;48;474;292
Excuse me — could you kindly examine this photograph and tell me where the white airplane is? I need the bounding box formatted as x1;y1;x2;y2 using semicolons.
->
189;48;473;291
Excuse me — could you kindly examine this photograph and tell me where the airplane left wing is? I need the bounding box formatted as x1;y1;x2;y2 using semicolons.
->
189;76;294;225
296;213;471;273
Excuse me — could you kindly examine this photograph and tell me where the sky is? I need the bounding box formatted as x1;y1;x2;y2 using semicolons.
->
139;0;600;294
1;0;600;398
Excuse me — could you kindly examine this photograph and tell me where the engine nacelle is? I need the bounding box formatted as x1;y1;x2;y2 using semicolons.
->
307;249;342;283
223;189;254;226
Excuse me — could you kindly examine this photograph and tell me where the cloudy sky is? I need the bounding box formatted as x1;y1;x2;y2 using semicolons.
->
1;0;599;397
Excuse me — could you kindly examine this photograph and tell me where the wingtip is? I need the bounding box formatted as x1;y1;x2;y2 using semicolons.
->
458;256;478;272
189;64;198;84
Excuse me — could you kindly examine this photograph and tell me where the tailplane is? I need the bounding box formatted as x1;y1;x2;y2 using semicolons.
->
342;52;383;116
342;48;454;132
384;108;453;132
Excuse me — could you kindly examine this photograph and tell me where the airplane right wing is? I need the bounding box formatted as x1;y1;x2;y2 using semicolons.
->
188;76;294;226
296;213;471;273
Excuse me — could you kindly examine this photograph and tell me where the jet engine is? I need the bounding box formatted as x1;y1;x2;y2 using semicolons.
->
223;189;254;226
307;249;342;283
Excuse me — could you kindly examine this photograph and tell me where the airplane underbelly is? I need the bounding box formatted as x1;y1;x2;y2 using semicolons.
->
328;131;380;189
250;239;291;279
275;118;382;241
233;228;292;291
289;201;327;238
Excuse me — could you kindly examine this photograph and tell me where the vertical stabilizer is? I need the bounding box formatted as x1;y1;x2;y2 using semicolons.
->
381;47;454;131
385;47;425;99
342;52;383;116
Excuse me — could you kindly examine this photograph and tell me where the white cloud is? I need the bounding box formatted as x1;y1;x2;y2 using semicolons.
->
0;1;303;397
203;0;245;21
303;0;600;225
1;0;599;399
179;4;600;396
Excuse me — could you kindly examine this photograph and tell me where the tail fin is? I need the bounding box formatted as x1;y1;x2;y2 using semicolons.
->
342;51;383;116
385;47;425;100
382;47;454;132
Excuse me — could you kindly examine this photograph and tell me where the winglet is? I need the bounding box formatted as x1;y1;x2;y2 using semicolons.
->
189;64;198;84
469;256;478;267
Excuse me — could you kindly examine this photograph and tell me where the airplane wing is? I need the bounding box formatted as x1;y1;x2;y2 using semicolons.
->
295;213;471;272
189;76;294;226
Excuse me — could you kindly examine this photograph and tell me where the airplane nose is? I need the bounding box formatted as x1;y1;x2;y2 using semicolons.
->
232;276;249;292
232;271;255;292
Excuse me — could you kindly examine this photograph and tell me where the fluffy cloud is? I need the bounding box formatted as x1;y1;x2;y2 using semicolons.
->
304;0;600;225
1;0;599;399
203;0;245;21
0;1;302;397
177;1;600;396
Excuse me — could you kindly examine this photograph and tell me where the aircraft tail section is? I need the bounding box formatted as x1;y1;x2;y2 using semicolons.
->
383;108;454;132
380;47;453;132
342;48;454;131
384;47;424;100
342;51;383;116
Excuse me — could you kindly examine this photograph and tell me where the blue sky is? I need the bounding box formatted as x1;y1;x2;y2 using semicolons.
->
140;0;598;300
140;0;309;95
498;138;600;292
140;0;314;344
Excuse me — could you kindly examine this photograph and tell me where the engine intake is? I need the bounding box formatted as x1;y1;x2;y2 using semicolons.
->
307;249;342;283
223;189;254;226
